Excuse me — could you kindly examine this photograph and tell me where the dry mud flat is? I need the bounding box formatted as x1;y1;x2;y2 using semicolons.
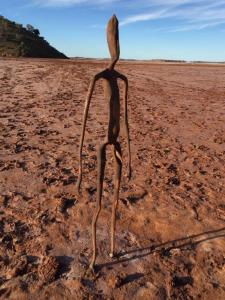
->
0;58;225;299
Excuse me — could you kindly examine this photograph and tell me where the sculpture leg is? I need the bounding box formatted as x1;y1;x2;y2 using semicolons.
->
110;142;122;258
89;142;107;270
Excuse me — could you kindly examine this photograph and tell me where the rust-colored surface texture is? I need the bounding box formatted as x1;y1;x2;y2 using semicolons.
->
0;58;225;299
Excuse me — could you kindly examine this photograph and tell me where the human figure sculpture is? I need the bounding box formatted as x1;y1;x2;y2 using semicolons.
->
77;15;131;271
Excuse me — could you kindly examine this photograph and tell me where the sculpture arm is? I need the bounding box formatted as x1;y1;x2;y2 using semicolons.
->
121;74;131;180
76;75;98;191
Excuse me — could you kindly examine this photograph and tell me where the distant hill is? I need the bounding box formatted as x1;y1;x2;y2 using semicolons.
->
0;16;67;58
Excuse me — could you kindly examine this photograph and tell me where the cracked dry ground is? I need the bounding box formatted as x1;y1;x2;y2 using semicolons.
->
0;58;225;300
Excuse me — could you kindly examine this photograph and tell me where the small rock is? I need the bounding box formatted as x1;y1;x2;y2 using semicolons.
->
168;176;180;186
170;249;181;256
167;164;177;173
164;148;171;154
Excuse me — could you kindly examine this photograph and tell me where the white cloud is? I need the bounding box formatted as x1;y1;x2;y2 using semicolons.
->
31;0;225;31
120;0;225;31
120;9;170;26
169;20;225;32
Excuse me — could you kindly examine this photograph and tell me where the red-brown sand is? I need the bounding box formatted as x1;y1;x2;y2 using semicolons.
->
0;58;225;299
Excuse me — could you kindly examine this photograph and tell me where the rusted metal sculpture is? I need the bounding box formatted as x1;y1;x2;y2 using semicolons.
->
77;15;131;270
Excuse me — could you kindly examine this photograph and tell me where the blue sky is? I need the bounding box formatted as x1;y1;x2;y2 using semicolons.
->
1;0;225;61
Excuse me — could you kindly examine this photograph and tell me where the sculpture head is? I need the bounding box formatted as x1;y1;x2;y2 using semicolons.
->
107;14;120;70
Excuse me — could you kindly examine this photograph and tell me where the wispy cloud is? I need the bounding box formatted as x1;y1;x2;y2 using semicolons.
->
31;0;225;32
170;20;225;32
120;9;171;26
120;0;225;31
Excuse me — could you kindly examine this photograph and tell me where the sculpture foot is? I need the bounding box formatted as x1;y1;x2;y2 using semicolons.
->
88;261;99;274
88;264;95;272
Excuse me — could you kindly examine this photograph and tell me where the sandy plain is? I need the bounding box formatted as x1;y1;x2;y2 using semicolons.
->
0;58;225;299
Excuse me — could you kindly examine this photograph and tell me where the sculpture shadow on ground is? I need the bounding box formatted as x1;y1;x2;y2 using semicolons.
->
98;227;225;269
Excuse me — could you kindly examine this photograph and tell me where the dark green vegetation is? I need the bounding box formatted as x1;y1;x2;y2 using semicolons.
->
0;16;67;58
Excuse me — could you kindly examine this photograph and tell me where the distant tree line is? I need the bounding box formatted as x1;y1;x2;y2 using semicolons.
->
0;16;40;36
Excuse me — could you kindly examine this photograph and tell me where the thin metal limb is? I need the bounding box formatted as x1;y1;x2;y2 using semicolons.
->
76;76;97;191
110;142;122;258
123;76;131;180
76;71;105;191
89;142;107;270
117;72;131;179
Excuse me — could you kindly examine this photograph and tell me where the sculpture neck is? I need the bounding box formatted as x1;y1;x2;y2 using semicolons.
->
108;59;118;71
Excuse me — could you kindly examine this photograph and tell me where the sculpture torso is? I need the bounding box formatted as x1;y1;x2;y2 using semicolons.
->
102;69;120;144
